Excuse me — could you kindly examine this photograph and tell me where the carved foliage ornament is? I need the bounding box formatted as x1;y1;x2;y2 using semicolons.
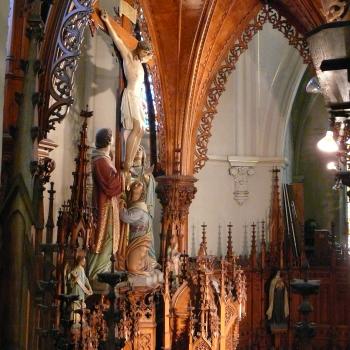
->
194;5;312;173
46;0;92;131
156;177;197;219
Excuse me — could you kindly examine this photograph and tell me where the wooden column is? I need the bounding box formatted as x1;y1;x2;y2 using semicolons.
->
156;175;197;266
0;1;43;348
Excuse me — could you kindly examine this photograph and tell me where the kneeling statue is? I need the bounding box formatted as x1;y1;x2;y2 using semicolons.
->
120;180;158;275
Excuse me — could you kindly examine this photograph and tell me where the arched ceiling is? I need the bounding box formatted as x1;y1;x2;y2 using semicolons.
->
140;0;326;175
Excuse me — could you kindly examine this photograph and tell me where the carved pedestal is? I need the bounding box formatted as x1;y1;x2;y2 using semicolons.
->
156;175;197;265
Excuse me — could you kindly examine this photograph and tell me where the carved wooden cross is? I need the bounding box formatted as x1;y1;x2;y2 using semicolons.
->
89;0;138;50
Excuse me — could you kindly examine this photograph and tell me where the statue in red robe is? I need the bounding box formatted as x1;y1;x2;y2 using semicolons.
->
88;128;122;291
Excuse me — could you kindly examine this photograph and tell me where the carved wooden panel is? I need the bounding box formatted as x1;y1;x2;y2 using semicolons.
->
238;265;350;349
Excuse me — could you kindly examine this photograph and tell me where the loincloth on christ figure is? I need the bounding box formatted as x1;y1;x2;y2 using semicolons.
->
121;88;146;130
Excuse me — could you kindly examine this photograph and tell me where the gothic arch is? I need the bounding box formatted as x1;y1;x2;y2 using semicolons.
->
192;4;312;174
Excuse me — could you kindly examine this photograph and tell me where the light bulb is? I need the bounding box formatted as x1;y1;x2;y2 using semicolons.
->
317;131;338;152
326;161;337;170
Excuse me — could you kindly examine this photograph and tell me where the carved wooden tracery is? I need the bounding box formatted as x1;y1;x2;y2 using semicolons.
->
39;0;93;133
193;4;312;173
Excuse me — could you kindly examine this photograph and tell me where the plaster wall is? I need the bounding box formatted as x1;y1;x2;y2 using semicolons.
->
189;23;305;255
0;0;10;175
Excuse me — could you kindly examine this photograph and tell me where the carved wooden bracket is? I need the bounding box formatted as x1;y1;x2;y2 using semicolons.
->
156;175;197;265
194;4;312;174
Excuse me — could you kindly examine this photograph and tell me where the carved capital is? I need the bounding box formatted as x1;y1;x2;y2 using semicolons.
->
156;176;197;217
229;166;255;206
156;175;197;262
26;15;44;41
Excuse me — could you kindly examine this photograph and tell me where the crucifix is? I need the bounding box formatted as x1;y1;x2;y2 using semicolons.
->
89;0;153;181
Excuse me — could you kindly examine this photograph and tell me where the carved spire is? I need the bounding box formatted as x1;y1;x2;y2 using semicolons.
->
269;167;284;268
217;225;223;257
45;182;56;244
226;222;234;263
269;168;284;244
250;223;257;269
69;106;93;214
198;223;208;256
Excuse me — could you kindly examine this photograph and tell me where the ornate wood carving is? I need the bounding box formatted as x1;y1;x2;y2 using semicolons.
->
119;286;159;350
270;0;326;33
321;0;350;22
38;0;93;134
165;226;246;350
56;108;95;296
156;175;197;265
268;168;284;269
193;4;312;173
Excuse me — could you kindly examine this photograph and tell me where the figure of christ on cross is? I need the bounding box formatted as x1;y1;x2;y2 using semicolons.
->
93;5;153;179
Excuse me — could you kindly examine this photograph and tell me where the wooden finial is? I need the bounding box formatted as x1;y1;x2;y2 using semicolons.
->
226;222;234;262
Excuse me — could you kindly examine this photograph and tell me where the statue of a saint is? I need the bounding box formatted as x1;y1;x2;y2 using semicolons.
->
69;256;93;325
266;271;289;325
100;9;153;173
88;128;121;290
119;180;158;275
70;256;93;301
167;242;181;287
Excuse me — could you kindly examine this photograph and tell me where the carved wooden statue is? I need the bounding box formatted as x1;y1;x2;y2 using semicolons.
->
266;271;289;326
120;180;159;276
88;128;122;291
